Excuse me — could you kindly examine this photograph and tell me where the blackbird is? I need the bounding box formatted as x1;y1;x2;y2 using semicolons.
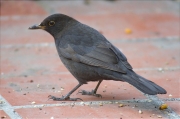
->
29;14;166;101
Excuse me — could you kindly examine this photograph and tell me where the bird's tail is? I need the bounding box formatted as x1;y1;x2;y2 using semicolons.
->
121;71;167;95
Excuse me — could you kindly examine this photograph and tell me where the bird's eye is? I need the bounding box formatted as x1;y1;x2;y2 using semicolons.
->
49;21;55;26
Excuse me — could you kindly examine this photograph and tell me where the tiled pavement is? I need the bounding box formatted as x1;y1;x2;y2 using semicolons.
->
0;1;180;119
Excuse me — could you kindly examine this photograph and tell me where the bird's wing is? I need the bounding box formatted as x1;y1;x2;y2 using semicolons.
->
58;35;132;73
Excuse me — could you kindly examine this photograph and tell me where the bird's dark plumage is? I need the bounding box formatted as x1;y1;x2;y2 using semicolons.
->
29;14;166;101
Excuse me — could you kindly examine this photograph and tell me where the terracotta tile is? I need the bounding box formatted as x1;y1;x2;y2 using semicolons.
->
166;101;180;115
1;39;179;76
115;40;180;68
1;1;47;16
1;68;179;106
0;110;11;119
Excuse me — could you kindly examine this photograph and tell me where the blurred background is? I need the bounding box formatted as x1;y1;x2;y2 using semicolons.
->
1;0;179;43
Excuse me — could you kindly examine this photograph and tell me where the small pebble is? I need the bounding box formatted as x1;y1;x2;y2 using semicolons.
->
118;104;124;107
30;80;33;83
139;110;143;114
169;94;172;97
50;117;54;119
80;102;84;106
147;100;152;102
0;100;5;104
158;68;163;72
31;101;36;104
157;115;162;118
99;102;103;106
60;87;64;90
37;84;40;88
1;116;6;118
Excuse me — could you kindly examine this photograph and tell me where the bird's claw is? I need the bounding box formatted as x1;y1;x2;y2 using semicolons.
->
77;90;102;98
48;95;83;101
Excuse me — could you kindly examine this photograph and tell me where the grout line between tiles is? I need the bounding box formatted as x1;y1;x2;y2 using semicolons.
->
144;95;180;119
0;98;179;110
0;95;22;119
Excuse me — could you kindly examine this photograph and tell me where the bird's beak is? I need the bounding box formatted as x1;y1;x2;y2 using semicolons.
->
29;24;46;30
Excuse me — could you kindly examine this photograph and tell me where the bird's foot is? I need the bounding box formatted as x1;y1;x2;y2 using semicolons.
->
77;90;102;98
48;95;82;101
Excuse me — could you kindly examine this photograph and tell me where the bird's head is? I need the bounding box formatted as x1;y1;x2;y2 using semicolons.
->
29;14;76;37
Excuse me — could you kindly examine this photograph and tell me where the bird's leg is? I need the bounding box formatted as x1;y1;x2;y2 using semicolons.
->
48;83;83;101
78;80;102;98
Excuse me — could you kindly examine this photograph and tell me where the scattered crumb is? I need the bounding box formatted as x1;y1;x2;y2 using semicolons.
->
147;100;152;102
109;101;112;104
23;93;26;95
125;28;132;34
115;102;119;104
118;104;124;107
37;84;40;88
157;115;162;118
104;85;107;88
158;68;163;72
50;117;54;119
80;102;84;106
139;110;143;114
39;108;42;110
99;102;103;106
30;80;33;83
60;87;64;90
169;94;172;97
31;101;36;104
0;100;4;104
159;104;168;110
52;87;55;89
1;116;6;118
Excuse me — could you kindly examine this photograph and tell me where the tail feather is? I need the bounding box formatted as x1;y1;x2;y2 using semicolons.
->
123;71;167;95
